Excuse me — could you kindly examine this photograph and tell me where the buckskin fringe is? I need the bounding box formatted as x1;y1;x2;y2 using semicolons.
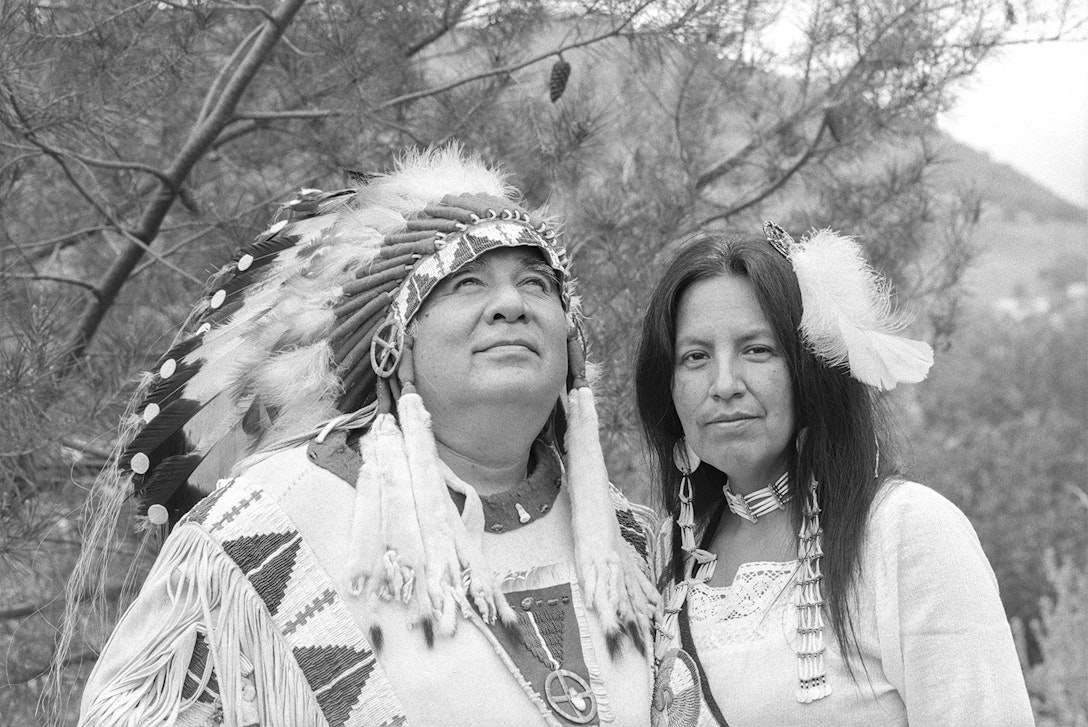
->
80;526;326;727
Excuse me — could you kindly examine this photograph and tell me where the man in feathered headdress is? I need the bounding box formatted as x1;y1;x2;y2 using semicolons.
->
72;147;658;726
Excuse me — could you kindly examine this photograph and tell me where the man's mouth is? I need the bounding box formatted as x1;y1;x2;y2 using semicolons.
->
479;338;537;353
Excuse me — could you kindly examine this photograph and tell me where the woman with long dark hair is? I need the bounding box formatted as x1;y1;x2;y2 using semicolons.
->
637;227;1032;725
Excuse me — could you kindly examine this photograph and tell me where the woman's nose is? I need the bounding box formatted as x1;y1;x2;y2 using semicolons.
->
710;359;746;399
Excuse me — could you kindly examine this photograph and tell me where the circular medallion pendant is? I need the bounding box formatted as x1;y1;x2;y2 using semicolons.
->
651;648;701;727
544;668;597;724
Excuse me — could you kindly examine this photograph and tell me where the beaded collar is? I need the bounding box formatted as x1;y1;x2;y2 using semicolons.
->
723;472;791;522
450;440;563;533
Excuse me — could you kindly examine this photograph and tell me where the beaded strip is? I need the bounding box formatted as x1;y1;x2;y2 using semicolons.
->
795;479;829;702
654;452;717;661
722;472;791;522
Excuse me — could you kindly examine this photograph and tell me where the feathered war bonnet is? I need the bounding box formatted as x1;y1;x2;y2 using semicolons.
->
95;145;655;640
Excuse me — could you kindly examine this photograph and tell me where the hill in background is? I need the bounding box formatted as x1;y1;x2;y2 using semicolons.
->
930;136;1086;303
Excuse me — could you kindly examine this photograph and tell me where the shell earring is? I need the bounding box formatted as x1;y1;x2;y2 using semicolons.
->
672;438;700;475
672;439;700;552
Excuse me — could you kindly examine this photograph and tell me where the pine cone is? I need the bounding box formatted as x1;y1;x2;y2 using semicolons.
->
549;58;571;102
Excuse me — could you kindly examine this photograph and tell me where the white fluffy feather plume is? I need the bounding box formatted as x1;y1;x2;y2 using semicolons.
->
790;229;934;390
358;144;514;214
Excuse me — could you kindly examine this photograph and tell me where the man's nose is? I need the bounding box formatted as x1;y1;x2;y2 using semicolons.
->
485;281;529;322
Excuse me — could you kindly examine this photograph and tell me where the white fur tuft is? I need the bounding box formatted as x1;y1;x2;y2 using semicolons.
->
564;386;658;635
358;144;515;214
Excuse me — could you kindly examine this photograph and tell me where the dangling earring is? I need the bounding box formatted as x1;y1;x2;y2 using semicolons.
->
672;439;700;554
654;439;716;661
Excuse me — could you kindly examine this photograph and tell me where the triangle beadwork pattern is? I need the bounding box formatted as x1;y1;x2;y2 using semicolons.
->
191;474;405;726
221;530;297;575
245;538;301;617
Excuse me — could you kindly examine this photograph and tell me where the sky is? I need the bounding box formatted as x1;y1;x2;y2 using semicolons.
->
939;39;1088;208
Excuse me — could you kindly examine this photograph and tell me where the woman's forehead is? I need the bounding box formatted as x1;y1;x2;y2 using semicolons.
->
675;275;774;337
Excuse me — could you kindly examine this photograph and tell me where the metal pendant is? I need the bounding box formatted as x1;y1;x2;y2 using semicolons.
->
544;668;597;724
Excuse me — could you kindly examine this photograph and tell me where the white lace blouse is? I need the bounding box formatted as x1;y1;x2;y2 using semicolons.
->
685;481;1034;726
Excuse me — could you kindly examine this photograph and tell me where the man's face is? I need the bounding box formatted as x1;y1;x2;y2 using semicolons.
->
410;246;569;415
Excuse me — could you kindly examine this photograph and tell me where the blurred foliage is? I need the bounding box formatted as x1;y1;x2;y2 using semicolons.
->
1014;547;1088;726
1;0;1086;723
911;284;1088;627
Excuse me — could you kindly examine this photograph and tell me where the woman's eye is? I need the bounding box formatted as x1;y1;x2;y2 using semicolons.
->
678;351;708;366
745;345;776;359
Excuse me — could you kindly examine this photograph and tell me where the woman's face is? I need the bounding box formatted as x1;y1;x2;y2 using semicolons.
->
671;273;795;490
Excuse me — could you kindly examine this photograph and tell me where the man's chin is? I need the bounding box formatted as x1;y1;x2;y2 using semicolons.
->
475;367;564;399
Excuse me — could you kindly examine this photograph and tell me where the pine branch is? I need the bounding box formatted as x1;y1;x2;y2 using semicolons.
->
212;2;655;148
59;0;309;373
691;115;830;230
403;0;473;58
2;273;101;299
7;134;171;184
371;2;654;112
12;226;106;252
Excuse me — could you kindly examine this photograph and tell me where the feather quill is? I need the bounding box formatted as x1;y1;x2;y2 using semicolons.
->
789;229;933;390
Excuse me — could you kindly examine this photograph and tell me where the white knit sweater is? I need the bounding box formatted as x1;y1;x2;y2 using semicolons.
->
684;481;1034;726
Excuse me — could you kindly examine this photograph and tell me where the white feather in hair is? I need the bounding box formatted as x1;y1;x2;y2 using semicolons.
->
790;229;934;390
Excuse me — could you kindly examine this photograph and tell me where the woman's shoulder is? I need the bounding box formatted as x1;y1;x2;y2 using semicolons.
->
868;479;973;533
864;479;990;574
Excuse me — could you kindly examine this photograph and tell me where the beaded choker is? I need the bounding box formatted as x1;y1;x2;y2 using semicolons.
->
449;440;562;534
723;472;791;522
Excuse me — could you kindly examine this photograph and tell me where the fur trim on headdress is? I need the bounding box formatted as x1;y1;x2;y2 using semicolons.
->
565;385;659;636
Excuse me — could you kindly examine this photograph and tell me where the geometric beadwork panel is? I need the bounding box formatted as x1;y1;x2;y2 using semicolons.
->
197;469;404;727
221;529;297;575
246;538;301;616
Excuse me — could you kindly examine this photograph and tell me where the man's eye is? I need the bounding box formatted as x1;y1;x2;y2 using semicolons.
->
453;276;482;289
522;274;554;291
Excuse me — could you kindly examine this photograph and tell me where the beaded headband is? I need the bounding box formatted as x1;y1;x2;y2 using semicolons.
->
365;194;570;379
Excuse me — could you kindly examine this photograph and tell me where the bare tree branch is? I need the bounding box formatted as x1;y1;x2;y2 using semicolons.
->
691;115;830;230
231;109;344;120
12;226;106;252
25;0;154;40
0;133;171;184
371;2;654;113
60;0;309;372
128;182;316;278
694;107;815;192
211;2;656;150
215;1;276;22
404;0;473;58
197;24;263;124
4;115;206;287
2;273;101;299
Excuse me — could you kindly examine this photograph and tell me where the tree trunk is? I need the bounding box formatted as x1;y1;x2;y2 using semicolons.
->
59;0;309;373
